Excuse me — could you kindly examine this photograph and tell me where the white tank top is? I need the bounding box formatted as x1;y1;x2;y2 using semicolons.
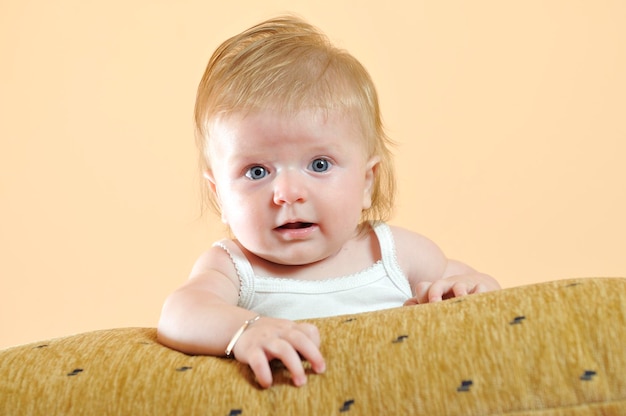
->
214;222;413;320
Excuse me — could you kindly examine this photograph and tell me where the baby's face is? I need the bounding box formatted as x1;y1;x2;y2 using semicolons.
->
205;107;378;266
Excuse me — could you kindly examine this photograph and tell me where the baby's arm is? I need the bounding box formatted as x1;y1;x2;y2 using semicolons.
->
156;248;325;388
391;226;501;305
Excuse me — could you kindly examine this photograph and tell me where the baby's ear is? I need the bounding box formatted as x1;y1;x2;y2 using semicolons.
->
203;171;228;224
203;170;218;194
362;156;380;209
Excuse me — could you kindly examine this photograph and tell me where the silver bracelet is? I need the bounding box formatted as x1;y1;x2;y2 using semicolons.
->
225;315;261;357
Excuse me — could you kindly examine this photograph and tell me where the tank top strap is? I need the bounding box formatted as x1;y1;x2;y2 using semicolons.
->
212;240;256;309
371;221;413;297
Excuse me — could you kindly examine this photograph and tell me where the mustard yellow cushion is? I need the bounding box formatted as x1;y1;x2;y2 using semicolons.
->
1;278;625;415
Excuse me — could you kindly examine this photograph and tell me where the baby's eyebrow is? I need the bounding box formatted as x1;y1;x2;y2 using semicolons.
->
227;150;271;162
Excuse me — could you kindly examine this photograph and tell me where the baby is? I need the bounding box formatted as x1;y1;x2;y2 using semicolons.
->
157;15;501;388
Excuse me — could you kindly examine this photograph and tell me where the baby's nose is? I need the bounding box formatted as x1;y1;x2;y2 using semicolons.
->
273;171;307;205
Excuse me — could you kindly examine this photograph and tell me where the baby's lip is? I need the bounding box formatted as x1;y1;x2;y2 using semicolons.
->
276;222;315;230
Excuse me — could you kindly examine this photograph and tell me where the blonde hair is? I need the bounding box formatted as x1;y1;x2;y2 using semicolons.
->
194;15;396;225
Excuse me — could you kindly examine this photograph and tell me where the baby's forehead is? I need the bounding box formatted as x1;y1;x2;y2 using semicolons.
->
211;107;374;164
207;107;367;154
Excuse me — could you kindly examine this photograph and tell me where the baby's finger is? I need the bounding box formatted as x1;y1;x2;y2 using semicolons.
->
425;280;451;302
296;322;321;347
414;281;433;304
289;327;326;375
451;281;470;298
246;348;274;389
403;297;419;306
264;338;310;387
470;283;488;294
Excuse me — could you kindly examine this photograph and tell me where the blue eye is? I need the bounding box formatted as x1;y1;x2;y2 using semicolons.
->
310;158;331;173
245;166;268;180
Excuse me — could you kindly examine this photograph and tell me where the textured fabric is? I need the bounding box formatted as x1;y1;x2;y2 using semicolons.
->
1;278;625;415
214;222;413;320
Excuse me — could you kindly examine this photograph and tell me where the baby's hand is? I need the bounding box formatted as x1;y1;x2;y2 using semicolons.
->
404;276;492;305
231;317;326;388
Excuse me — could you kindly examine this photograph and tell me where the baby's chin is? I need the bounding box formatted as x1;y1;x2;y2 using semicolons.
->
257;252;328;267
249;246;335;270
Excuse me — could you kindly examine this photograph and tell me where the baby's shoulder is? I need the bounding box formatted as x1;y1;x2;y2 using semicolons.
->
385;224;437;249
189;240;241;284
385;224;446;274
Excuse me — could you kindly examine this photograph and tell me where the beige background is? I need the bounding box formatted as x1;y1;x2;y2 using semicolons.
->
1;0;624;349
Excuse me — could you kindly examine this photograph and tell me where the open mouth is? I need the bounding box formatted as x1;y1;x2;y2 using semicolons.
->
277;222;315;230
